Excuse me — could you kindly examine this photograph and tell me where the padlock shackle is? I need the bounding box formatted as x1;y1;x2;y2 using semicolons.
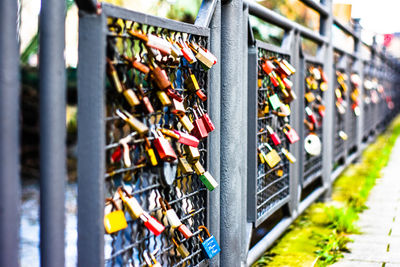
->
198;225;212;243
117;186;132;200
105;197;120;211
159;197;172;211
171;237;179;247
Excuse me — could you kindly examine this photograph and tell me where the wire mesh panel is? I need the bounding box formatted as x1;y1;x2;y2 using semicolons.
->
363;63;372;140
79;4;220;266
248;41;297;227
302;60;325;187
347;57;360;153
332;64;347;166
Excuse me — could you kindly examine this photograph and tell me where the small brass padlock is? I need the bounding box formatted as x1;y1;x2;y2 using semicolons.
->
263;143;281;168
172;237;190;258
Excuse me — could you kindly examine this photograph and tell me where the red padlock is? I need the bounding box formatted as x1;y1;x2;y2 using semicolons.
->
305;106;317;124
140;212;165;236
111;146;123;163
317;104;326;118
282;124;299;144
173;130;199;147
266;125;281;146
152;130;177;162
198;107;215;133
137;85;154;114
177;224;193;239
191;108;208;140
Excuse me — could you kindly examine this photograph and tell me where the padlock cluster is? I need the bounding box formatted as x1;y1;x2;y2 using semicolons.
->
304;65;326;157
255;50;298;218
335;71;349;141
103;18;220;266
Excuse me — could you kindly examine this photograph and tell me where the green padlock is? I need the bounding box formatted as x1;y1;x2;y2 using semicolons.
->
199;171;218;191
268;93;282;110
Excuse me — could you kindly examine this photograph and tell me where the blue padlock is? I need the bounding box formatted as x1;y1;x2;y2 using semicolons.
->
198;226;221;259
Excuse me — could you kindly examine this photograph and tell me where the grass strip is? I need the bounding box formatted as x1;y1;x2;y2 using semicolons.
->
253;116;400;267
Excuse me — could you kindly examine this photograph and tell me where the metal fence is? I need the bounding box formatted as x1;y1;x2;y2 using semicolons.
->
2;0;400;266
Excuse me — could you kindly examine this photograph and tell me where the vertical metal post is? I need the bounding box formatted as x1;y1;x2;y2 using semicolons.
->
39;0;66;265
320;0;334;189
220;1;244;266
0;0;20;265
77;12;106;267
206;1;221;266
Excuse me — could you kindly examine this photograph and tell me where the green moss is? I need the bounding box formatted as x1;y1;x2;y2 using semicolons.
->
253;116;400;267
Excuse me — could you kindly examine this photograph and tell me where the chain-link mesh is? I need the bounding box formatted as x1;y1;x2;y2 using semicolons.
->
254;47;292;225
103;17;212;267
303;61;324;186
347;58;358;152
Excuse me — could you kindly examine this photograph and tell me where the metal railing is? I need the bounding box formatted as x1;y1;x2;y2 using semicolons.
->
1;0;400;266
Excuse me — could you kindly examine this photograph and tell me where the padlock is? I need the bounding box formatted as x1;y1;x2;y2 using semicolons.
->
185;71;207;102
351;73;361;87
104;198;128;234
184;146;200;163
146;34;172;55
276;75;286;91
320;67;327;82
172;237;190;258
198;106;215;133
165;87;183;102
159;128;180;140
137;85;154;114
143;250;162;267
199;171;218;191
338;130;348;140
282;88;296;104
281;59;296;74
268;91;282;110
276;169;284;177
140;212;165;236
111;146;122;163
119;136;131;168
123;88;140;107
279;104;291;116
274;59;292;76
258;147;266;164
336;101;346;114
152;129;177;162
311;67;321;80
320;81;328;91
352;103;360;116
263;143;281;168
305;91;316;103
281;148;296;163
191;108;208;140
122;55;150;74
266;125;281;146
159;198;182;228
304;134;322;156
304;119;314;131
317;104;326;117
116;109;149;135
156;90;172;106
177;40;197;64
188;41;216;69
282;124;300;144
282;77;293;89
144;137;158;166
198;226;221;259
117;187;144;220
261;60;279;87
151;64;171;90
178;114;195;132
305;106;317;124
166;36;183;58
171;98;186;115
106;58;123;93
178;156;194;174
335;88;342;99
173;130;200;147
192;160;205;175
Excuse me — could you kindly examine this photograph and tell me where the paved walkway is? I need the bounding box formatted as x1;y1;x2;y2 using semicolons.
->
332;139;400;267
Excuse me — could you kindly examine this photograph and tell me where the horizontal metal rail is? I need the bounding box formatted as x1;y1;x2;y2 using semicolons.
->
300;0;329;17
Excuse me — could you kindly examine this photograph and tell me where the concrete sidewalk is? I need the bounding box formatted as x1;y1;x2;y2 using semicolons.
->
332;139;400;267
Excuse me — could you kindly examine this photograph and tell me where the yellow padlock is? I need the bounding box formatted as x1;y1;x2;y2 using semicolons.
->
305;91;316;103
104;198;128;234
263;143;281;168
